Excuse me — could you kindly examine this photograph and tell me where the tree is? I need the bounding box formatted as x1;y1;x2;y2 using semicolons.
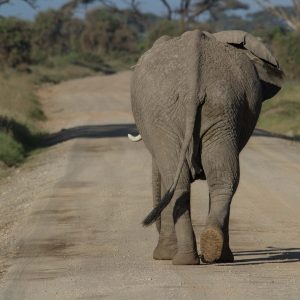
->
67;0;151;32
159;0;249;30
0;17;32;67
0;0;37;8
80;7;138;54
256;0;300;31
272;30;300;79
31;9;75;61
160;0;173;20
60;0;97;15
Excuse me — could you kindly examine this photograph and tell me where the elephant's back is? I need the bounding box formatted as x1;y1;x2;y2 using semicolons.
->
131;30;262;152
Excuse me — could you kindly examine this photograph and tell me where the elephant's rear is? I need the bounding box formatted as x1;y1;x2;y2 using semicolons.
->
131;29;264;156
131;31;202;154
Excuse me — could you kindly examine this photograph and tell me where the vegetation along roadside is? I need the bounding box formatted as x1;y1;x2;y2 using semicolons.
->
0;0;299;170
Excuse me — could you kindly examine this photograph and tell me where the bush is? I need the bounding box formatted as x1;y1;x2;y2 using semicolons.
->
81;8;138;55
0;132;25;166
0;18;32;67
31;9;80;62
258;81;300;137
271;30;300;80
145;19;184;49
66;17;86;53
61;52;112;72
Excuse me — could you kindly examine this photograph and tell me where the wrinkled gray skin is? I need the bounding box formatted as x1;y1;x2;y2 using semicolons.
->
131;30;282;265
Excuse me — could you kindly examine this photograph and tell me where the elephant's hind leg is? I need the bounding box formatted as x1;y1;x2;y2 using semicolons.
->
200;139;239;263
171;183;199;265
152;176;177;260
154;158;199;264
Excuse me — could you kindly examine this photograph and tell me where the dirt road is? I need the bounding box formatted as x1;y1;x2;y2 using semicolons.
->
0;72;299;299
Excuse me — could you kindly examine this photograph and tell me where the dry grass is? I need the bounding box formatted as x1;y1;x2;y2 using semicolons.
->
0;70;42;166
257;81;300;138
31;64;96;85
0;61;107;167
0;70;45;128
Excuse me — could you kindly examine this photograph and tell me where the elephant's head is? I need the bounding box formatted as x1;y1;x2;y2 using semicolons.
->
208;30;284;101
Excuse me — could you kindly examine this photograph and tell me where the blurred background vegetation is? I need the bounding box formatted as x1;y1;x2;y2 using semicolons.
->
0;0;299;167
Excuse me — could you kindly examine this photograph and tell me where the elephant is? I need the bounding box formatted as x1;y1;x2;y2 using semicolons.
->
130;30;283;265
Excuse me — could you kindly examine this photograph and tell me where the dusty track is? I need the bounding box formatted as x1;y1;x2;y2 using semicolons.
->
0;71;299;299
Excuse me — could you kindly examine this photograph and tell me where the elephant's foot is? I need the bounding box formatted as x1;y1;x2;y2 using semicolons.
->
200;226;223;263
153;240;177;260
200;247;234;264
172;251;200;265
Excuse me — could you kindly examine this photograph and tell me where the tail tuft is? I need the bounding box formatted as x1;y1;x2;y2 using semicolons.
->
142;189;174;226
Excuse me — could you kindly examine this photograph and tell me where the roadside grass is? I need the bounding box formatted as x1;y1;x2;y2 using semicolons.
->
2;59;297;169
0;55;118;168
0;70;45;126
31;53;115;84
0;71;43;167
0;132;25;166
32;64;96;85
103;52;139;71
258;81;300;138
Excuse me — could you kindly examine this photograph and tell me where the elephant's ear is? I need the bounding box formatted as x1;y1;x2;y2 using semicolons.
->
213;30;284;101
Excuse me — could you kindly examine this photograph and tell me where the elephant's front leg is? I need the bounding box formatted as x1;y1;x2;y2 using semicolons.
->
153;163;199;265
200;139;239;263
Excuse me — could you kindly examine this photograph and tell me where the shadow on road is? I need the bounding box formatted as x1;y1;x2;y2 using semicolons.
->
227;247;300;266
1;115;298;150
38;123;139;147
38;125;299;147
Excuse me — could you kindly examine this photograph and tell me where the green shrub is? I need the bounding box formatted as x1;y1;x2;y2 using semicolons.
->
31;9;80;62
66;17;86;53
0;132;25;166
0;18;32;67
81;8;138;55
145;19;184;49
258;81;300;136
271;30;300;80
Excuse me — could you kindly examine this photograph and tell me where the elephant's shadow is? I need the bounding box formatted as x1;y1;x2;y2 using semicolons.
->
219;247;300;265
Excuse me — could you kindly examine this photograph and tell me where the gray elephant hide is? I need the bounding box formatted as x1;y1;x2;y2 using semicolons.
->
208;30;284;100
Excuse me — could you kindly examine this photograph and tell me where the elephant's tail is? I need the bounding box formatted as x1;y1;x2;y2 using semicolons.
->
142;94;205;226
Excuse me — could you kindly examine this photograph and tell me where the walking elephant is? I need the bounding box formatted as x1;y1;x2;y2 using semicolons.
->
130;30;283;265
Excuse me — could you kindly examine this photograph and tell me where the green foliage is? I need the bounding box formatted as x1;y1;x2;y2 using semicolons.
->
32;63;95;84
64;52;114;73
258;81;300;137
145;19;184;49
0;17;32;67
0;69;45;124
80;8;138;55
0;116;40;148
28;95;46;121
0;132;25;166
31;52;115;84
271;30;300;80
66;17;86;53
31;9;84;62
